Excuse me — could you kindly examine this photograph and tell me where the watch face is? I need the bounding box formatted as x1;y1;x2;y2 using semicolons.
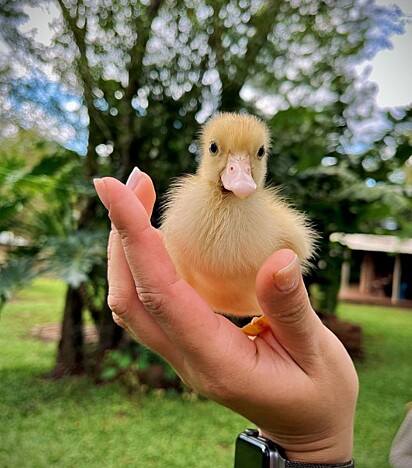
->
235;435;273;468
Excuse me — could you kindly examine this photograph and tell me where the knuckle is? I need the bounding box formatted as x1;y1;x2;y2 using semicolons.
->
118;226;151;252
112;312;127;329
136;287;167;317
273;286;309;325
135;277;180;320
117;230;134;253
107;287;132;319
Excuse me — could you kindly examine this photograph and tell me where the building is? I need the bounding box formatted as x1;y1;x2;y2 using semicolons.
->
0;231;29;264
331;233;412;307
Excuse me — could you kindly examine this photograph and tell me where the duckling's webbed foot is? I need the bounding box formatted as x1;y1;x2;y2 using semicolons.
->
241;315;271;336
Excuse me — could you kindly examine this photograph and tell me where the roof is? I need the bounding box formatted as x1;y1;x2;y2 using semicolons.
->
330;233;412;254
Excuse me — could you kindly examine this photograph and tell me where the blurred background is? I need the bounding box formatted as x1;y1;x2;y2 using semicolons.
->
0;1;411;466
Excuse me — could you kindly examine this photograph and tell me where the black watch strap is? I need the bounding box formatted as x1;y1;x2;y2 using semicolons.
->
285;461;354;468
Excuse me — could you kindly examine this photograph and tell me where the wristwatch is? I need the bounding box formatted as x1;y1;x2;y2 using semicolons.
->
234;429;355;468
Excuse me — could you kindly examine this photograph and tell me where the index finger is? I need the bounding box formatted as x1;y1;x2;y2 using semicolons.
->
101;173;184;369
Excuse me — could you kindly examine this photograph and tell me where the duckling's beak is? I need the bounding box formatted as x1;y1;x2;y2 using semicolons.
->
220;154;257;199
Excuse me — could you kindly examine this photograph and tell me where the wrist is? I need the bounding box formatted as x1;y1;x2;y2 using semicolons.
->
258;428;353;465
236;429;354;468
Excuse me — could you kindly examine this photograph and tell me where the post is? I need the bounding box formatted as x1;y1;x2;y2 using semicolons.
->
360;253;374;294
391;254;401;304
340;249;351;292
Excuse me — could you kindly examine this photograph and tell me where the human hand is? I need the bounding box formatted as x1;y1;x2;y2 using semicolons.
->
94;169;358;464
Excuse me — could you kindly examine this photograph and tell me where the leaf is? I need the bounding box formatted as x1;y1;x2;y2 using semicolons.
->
30;154;71;177
0;256;43;310
42;230;108;288
117;354;133;370
100;367;118;381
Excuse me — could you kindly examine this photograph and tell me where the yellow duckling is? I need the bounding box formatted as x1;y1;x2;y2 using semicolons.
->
161;113;316;333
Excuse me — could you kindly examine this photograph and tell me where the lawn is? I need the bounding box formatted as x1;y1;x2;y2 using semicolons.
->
1;279;411;467
0;279;247;468
338;302;412;467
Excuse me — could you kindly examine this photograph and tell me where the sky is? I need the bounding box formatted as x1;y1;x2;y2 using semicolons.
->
365;0;412;108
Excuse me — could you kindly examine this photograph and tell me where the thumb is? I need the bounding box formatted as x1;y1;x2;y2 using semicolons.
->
256;249;324;366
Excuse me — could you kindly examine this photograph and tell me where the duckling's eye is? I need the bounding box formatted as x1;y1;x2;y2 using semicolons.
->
257;146;265;159
209;142;219;155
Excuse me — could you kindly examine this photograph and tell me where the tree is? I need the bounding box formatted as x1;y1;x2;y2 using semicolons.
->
0;0;408;374
266;102;412;314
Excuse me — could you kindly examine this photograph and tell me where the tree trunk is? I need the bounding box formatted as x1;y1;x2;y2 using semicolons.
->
94;296;124;378
50;285;85;378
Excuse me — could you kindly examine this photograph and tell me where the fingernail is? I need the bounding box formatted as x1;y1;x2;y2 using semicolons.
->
93;178;110;210
273;254;300;291
126;166;141;191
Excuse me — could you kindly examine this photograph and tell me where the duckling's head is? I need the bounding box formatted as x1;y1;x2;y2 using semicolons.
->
198;112;271;199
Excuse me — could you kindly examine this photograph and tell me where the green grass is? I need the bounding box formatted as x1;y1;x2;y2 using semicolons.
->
0;278;247;468
1;279;411;467
338;303;412;467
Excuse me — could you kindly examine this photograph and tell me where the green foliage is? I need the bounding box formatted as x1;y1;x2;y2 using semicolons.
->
0;147;31;231
0;257;39;306
44;230;107;287
264;102;412;313
0;132;107;309
100;343;180;393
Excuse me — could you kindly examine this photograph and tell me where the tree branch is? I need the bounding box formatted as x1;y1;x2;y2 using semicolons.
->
127;0;164;99
209;0;282;110
117;0;165;180
56;0;113;146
